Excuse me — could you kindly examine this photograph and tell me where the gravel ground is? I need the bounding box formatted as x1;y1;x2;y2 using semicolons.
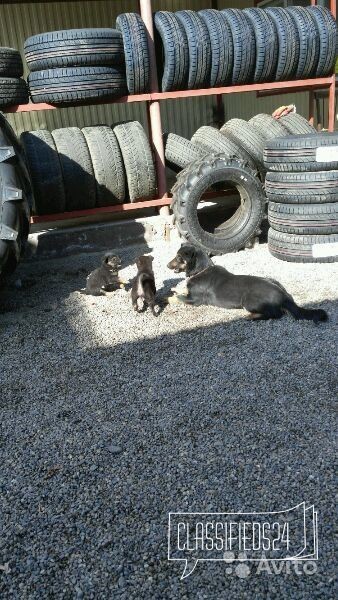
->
0;241;337;599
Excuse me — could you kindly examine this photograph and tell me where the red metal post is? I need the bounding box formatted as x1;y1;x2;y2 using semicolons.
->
330;0;336;19
327;0;336;132
308;90;315;126
328;74;336;132
139;0;168;207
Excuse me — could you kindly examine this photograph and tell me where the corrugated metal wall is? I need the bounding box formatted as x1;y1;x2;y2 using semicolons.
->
0;0;313;138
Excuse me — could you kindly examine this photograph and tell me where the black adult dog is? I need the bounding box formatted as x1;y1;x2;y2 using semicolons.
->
167;244;328;323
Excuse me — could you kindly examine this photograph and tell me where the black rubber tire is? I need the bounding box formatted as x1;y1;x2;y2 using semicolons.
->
279;113;316;135
113;121;156;202
265;171;338;204
52;127;96;211
286;7;320;79
264;132;338;173
0;48;23;77
28;66;127;105
221;119;266;169
191;126;257;171
243;8;278;83
175;10;211;90
164;133;206;169
0;111;32;217
268;228;338;263
221;9;256;85
268;202;338;235
116;13;150;94
82;126;126;206
265;8;300;81
0;114;31;282
154;12;189;92
248;114;288;142
20;129;66;215
307;6;337;77
198;9;233;87
0;78;29;107
28;67;126;105
24;29;124;71
171;154;265;255
0;163;21;277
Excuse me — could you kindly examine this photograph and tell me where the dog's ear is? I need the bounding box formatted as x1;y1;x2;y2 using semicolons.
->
185;246;196;271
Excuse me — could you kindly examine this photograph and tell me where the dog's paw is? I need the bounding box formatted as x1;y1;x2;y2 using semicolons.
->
167;295;180;305
170;286;188;295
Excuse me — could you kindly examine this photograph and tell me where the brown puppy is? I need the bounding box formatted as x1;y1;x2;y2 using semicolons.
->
131;255;157;316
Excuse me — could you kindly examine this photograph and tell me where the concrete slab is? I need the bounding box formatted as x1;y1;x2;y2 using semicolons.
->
25;215;178;260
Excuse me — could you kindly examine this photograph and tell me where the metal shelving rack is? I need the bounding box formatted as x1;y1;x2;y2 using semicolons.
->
3;0;336;225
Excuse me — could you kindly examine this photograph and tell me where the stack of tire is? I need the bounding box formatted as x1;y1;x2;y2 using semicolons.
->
21;121;157;214
24;29;128;104
24;15;150;104
154;6;337;92
264;132;338;263
164;112;316;176
0;47;29;107
0;112;31;284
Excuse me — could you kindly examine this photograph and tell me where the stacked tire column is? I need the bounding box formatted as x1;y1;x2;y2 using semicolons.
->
264;133;338;263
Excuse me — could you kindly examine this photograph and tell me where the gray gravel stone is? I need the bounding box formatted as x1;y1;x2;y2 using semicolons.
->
0;241;337;599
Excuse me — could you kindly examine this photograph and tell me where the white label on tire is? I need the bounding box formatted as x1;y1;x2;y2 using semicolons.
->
316;146;338;162
312;242;338;258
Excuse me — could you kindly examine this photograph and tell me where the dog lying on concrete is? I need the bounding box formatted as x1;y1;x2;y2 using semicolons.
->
167;243;328;323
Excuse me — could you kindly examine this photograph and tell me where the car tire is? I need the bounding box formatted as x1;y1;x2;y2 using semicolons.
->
268;202;338;235
279;112;316;135
24;29;124;71
0;47;24;77
268;228;338;263
264;132;338;172
198;9;233;87
265;8;300;81
114;121;157;202
286;6;320;79
0;78;29;107
52;127;96;211
164;133;206;169
248;114;288;142
175;10;212;90
221;9;256;84
221;119;266;169
28;66;127;104
116;13;150;94
265;170;338;204
154;12;189;92
307;6;337;77
82;126;126;205
192;126;257;170
21;129;66;215
243;8;278;83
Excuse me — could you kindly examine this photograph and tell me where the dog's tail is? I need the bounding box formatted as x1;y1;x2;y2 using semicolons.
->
283;298;328;323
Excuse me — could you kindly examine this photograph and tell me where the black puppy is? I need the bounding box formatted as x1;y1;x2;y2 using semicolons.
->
131;255;157;315
81;253;123;296
167;244;328;323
